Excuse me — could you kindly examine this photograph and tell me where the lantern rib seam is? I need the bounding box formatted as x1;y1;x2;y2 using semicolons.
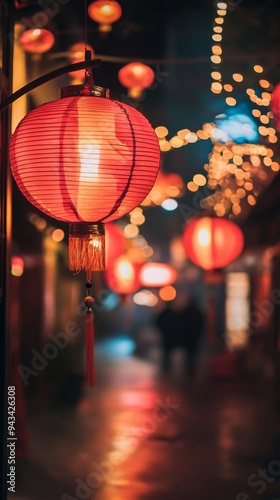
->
99;101;137;222
59;98;83;222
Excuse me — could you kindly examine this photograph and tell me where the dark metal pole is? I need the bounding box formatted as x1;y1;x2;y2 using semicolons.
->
0;58;102;113
0;2;13;499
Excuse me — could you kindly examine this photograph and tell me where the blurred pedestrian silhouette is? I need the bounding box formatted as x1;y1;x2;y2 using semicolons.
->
155;290;204;377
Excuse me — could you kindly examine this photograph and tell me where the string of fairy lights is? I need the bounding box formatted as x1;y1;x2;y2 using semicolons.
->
152;1;280;218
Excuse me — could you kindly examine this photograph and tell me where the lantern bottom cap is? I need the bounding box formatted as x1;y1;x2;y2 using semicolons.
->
69;222;105;236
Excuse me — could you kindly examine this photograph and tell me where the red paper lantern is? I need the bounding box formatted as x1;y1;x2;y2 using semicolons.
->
10;84;160;272
67;43;95;81
9;83;160;386
118;62;155;99
182;217;244;271
271;83;280;131
105;222;126;267
19;28;55;54
88;0;122;32
105;255;141;295
139;262;177;287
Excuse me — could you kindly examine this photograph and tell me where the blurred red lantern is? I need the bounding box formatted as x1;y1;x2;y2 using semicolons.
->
10;84;160;385
182;217;244;271
88;0;122;32
271;83;280;131
105;255;141;295
118;62;155;99
19;28;55;54
67;43;95;81
105;222;126;267
139;262;177;287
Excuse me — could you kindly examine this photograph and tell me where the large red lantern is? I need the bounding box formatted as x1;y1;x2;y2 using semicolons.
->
271;83;280;131
118;62;155;99
10;83;160;385
182;216;244;271
10;85;160;271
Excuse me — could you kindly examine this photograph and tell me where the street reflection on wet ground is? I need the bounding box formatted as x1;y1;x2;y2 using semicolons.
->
10;343;280;500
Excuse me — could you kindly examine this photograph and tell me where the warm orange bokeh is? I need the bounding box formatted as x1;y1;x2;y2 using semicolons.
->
139;262;177;287
141;170;184;207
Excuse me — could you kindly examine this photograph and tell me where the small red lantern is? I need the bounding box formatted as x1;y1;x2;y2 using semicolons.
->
182;216;244;271
19;28;55;54
118;62;155;99
139;262;177;287
271;83;280;131
67;43;95;81
10;83;160;385
88;0;122;32
105;222;126;267
105;255;141;296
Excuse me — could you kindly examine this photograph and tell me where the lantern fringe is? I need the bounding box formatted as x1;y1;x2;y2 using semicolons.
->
85;311;95;386
69;234;105;272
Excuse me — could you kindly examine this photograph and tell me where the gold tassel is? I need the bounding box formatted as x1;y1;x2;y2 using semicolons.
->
69;223;105;272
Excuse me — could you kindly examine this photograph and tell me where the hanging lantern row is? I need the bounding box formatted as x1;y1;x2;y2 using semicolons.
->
17;0;122;55
17;29;156;100
65;48;156;100
9;82;160;385
104;256;178;296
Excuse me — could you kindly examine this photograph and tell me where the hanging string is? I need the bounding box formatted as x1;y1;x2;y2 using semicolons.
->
84;0;94;85
84;268;95;386
85;0;89;50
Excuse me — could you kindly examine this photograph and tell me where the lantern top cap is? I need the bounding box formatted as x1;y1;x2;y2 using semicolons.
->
60;84;110;99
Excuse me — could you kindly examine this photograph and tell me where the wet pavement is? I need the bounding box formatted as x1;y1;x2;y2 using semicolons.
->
8;343;280;500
